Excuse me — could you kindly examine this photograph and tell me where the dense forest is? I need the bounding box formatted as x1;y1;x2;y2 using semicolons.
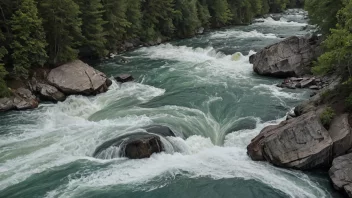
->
0;0;301;97
305;0;352;109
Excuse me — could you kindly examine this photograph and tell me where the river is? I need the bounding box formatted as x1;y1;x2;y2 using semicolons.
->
0;9;343;198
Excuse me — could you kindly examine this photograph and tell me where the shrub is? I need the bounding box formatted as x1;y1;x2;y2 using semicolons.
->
320;107;336;128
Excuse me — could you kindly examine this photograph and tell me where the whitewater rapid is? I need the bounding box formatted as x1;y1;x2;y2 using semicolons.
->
0;9;336;198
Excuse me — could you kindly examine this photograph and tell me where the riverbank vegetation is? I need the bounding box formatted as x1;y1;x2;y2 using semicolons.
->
0;0;302;97
306;0;352;112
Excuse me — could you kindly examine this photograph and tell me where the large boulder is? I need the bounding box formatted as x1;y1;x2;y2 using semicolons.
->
329;153;352;197
247;112;333;170
250;36;321;77
93;125;176;159
329;114;352;158
0;88;39;112
47;60;111;95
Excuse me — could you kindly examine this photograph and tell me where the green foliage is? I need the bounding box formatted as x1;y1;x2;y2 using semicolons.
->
76;0;108;58
305;0;344;34
174;0;201;37
10;0;48;78
0;30;9;97
345;93;352;111
102;0;130;50
311;0;352;76
125;0;142;39
208;0;232;27
320;107;336;128
141;0;176;41
39;0;82;65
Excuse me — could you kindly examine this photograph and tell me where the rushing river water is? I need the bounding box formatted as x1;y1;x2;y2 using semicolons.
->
0;9;343;198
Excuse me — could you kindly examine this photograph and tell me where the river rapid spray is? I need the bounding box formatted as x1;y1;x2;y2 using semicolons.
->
0;9;342;198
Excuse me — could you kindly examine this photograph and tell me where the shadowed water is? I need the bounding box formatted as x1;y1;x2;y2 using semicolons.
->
0;9;343;198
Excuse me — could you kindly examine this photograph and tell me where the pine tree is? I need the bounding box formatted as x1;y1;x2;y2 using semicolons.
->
174;0;201;37
208;0;232;27
10;0;48;78
125;0;142;39
141;0;176;41
196;0;211;27
39;0;82;65
76;0;108;58
102;0;130;51
0;30;9;97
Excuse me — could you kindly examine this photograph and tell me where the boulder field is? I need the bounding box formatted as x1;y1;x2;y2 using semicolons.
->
248;35;352;197
0;60;112;112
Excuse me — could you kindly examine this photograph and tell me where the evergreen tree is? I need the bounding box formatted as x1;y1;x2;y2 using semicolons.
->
0;30;9;97
125;0;142;39
76;0;108;58
141;0;176;41
305;0;344;34
39;0;82;65
10;0;48;78
196;0;211;27
102;0;130;51
174;0;201;37
208;0;232;27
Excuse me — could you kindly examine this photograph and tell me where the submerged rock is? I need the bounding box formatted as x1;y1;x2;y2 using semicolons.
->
115;74;134;83
247;112;333;170
250;36;321;77
93;125;176;159
329;153;352;197
47;60;110;95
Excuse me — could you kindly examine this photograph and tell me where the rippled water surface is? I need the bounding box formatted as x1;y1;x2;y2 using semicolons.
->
0;9;342;198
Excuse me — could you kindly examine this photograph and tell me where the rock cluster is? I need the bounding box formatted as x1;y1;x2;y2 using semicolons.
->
248;35;352;197
277;76;329;90
0;60;111;112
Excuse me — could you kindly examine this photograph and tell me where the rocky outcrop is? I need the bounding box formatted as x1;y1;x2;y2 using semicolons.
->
247;112;333;170
329;153;352;197
47;60;111;95
35;83;66;102
0;88;39;112
93;125;176;159
329;114;352;158
250;35;321;78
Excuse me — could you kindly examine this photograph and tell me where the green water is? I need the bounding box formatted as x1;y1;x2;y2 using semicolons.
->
0;9;343;198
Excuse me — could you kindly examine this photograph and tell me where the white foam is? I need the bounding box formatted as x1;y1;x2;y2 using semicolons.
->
254;17;307;26
210;29;277;39
136;44;255;80
44;118;330;198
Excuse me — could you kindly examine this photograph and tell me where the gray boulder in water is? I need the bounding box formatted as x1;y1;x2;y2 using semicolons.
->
329;153;352;197
47;60;111;95
115;74;134;83
250;36;321;77
93;125;176;159
247;111;333;170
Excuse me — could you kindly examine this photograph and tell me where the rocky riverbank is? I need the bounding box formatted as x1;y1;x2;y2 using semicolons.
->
0;60;112;112
248;35;352;197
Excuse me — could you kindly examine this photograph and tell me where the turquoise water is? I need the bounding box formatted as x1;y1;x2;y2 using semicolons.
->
0;9;342;198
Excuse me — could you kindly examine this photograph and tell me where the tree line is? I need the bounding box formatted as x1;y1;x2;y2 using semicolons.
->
305;0;352;108
0;0;300;97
